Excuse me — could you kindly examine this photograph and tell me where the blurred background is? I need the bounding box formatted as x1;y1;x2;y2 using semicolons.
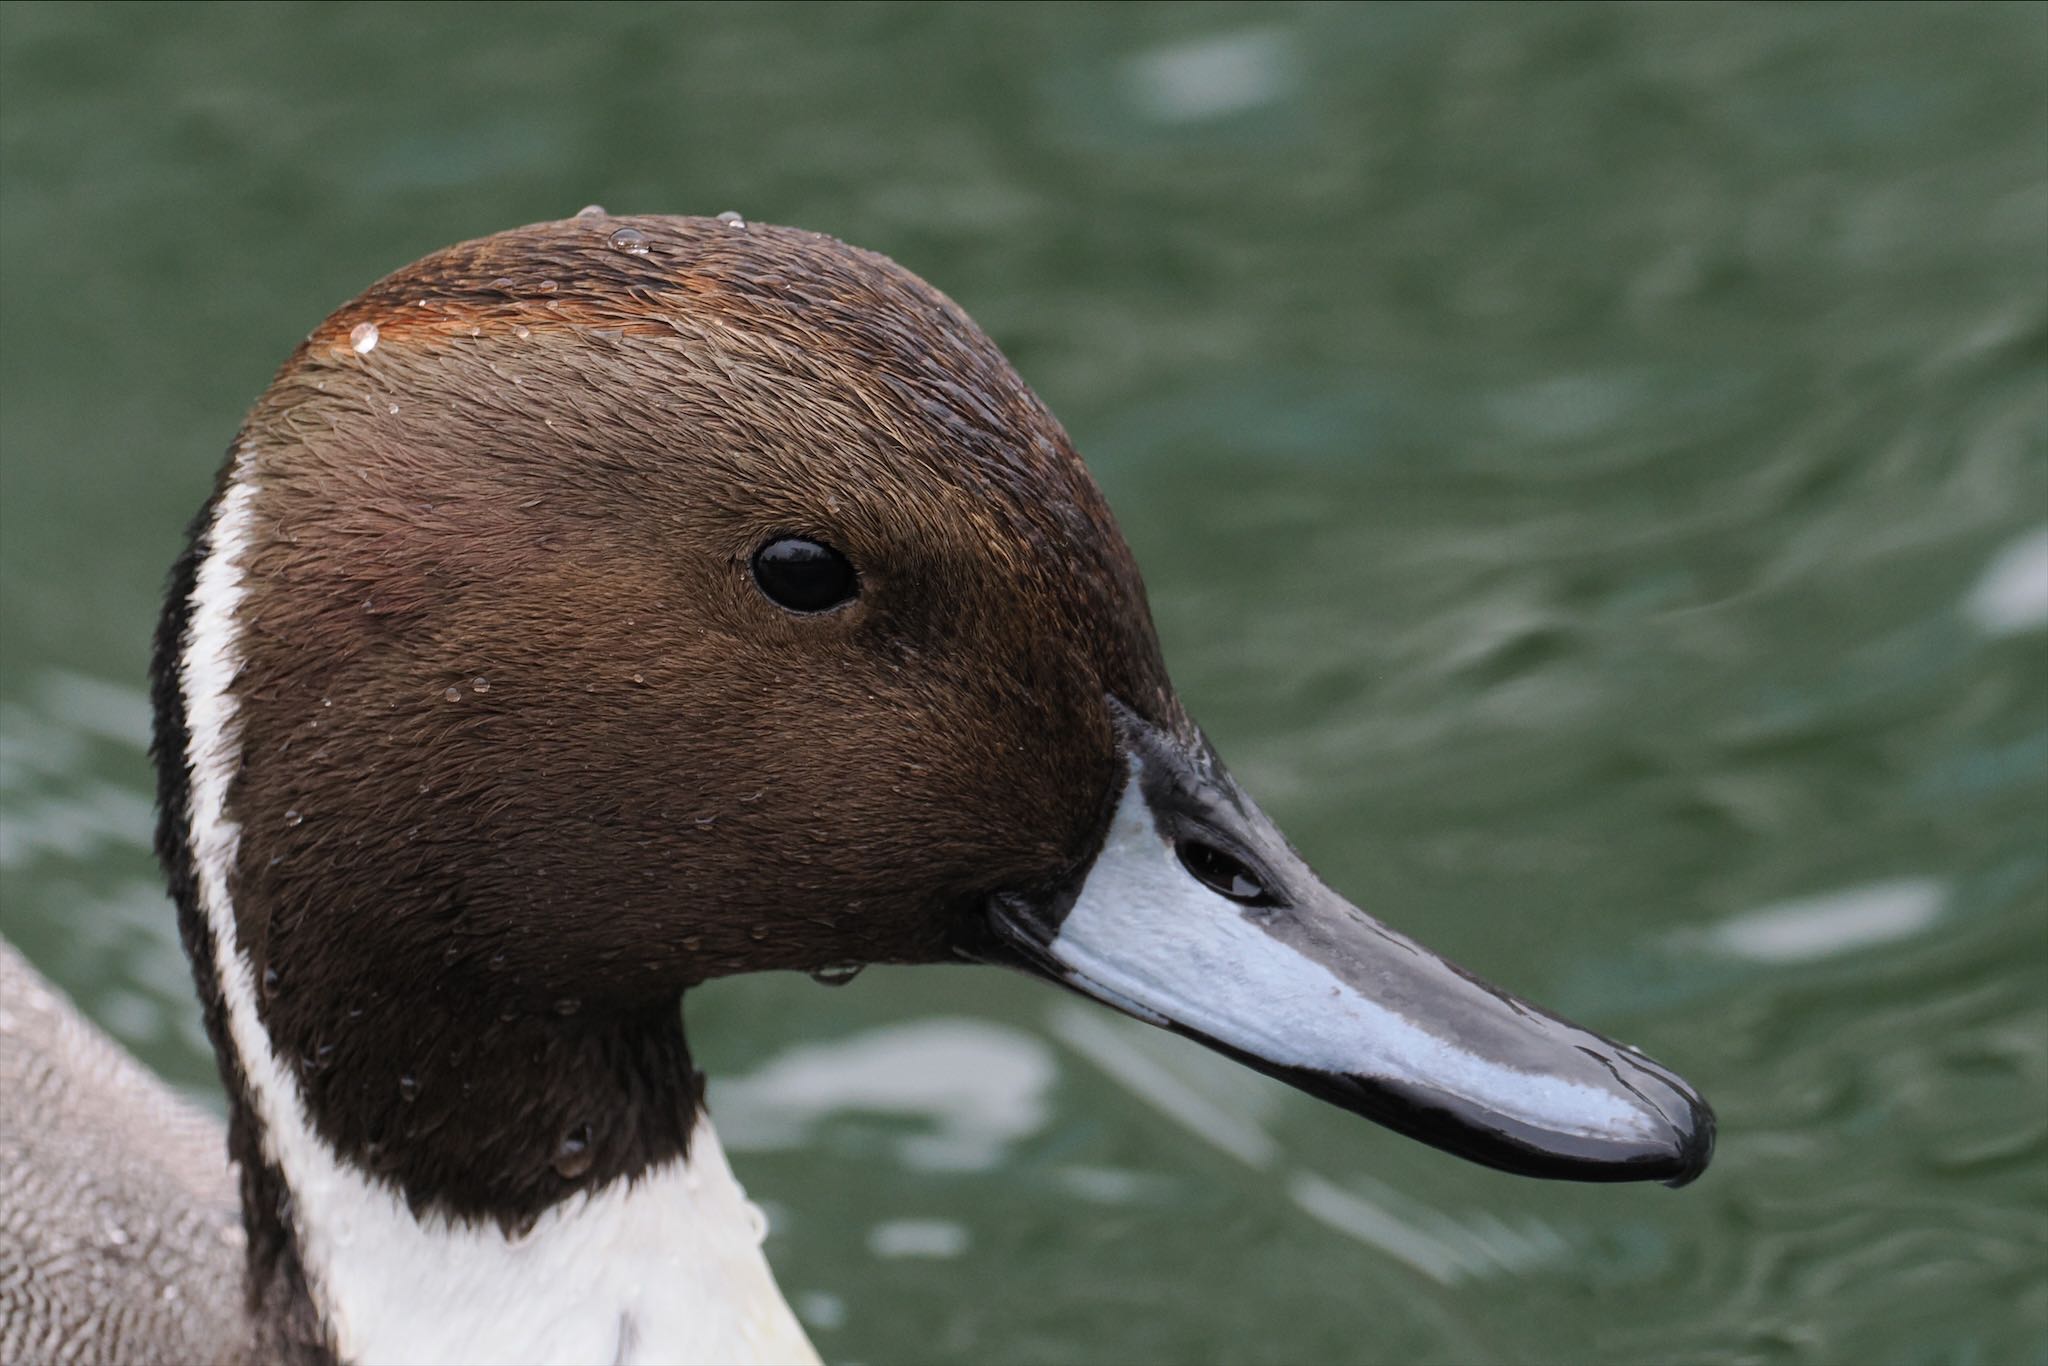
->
2;4;2043;1362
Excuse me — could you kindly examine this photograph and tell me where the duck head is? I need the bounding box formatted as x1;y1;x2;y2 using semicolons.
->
155;214;1709;1282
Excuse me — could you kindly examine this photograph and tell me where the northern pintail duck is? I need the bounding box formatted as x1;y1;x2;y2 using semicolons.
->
0;213;1712;1365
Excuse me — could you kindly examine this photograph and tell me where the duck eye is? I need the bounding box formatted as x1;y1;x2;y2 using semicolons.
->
750;537;860;614
1175;839;1276;907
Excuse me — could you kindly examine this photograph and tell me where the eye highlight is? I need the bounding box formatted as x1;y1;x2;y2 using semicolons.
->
750;537;860;614
1175;838;1277;907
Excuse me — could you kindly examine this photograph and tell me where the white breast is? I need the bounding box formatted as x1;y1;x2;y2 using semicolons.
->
314;1118;819;1366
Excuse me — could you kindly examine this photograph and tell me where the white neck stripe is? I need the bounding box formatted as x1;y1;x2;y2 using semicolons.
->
177;451;817;1365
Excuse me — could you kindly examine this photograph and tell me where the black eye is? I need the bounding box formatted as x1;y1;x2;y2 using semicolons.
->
750;537;859;614
1176;839;1276;907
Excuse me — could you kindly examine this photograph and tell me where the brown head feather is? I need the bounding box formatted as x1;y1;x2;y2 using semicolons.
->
161;214;1182;1246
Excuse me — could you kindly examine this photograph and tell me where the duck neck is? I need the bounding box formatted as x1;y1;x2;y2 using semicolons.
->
152;459;815;1364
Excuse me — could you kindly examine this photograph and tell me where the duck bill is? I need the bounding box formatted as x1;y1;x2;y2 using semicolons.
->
983;712;1714;1187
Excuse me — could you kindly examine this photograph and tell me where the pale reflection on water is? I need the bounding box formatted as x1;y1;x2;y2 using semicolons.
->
1703;878;1947;965
717;1019;1056;1173
1965;524;2048;637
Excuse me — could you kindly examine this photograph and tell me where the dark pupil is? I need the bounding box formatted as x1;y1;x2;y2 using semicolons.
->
1176;839;1273;906
751;537;859;613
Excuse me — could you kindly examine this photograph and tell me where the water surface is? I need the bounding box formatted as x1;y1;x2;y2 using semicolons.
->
2;5;2044;1362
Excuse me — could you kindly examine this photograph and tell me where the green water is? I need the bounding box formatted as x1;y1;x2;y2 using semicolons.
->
2;4;2044;1362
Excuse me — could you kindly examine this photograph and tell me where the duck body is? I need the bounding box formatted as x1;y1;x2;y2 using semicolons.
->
1;213;1712;1365
0;942;243;1365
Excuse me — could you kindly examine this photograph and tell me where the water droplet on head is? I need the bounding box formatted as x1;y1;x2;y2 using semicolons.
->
490;276;516;293
387;403;400;415
398;1074;419;1102
608;226;650;256
553;1122;595;1179
470;676;490;694
443;686;462;703
576;204;608;219
553;996;581;1017
716;210;747;230
349;322;379;354
809;963;864;988
534;279;558;295
513;324;531;340
283;808;303;828
442;944;462;965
